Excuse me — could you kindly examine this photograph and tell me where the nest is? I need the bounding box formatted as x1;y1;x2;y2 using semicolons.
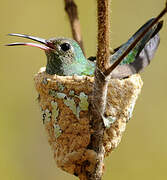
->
34;67;143;175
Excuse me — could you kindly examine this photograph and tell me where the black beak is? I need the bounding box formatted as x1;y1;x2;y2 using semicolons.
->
6;33;52;50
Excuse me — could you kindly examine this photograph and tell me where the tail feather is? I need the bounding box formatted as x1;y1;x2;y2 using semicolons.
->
110;18;163;79
87;19;163;79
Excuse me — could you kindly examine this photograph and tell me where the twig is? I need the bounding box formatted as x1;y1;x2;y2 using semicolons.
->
64;0;85;55
96;0;111;72
87;0;111;180
104;1;167;76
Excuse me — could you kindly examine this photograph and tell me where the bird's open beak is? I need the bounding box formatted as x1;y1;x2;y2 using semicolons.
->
6;33;53;51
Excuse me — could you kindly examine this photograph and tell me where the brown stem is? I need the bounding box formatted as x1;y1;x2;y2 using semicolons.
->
104;2;167;77
96;0;111;72
64;0;85;55
86;0;111;180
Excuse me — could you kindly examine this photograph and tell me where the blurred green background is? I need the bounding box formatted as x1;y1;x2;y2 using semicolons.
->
0;0;167;179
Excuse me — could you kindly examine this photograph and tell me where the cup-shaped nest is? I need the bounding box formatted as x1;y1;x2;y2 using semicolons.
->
34;67;143;175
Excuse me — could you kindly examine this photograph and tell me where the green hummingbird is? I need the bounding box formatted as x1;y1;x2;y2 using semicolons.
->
7;18;163;78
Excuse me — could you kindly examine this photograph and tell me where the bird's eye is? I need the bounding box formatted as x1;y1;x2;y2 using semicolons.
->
60;43;71;52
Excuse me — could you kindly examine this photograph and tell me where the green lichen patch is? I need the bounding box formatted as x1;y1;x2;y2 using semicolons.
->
49;89;57;97
49;90;89;120
62;92;89;118
40;108;52;124
69;90;75;96
49;90;67;99
76;106;80;119
57;82;65;91
103;116;117;128
53;123;62;138
51;101;59;122
78;92;89;111
64;98;77;116
57;92;66;99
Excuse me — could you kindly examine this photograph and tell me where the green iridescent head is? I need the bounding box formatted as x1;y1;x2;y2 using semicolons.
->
7;33;95;76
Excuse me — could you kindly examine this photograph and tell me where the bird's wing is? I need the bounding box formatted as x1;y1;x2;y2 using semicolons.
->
110;19;163;78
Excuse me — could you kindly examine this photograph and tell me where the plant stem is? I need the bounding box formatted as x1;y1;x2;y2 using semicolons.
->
64;0;85;55
87;0;111;179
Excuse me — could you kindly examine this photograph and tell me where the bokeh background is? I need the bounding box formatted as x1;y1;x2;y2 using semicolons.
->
0;0;167;179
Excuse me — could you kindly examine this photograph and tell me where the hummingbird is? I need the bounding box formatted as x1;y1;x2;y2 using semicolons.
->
7;18;163;79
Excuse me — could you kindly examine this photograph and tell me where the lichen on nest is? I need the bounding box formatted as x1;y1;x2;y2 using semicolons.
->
34;67;143;175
